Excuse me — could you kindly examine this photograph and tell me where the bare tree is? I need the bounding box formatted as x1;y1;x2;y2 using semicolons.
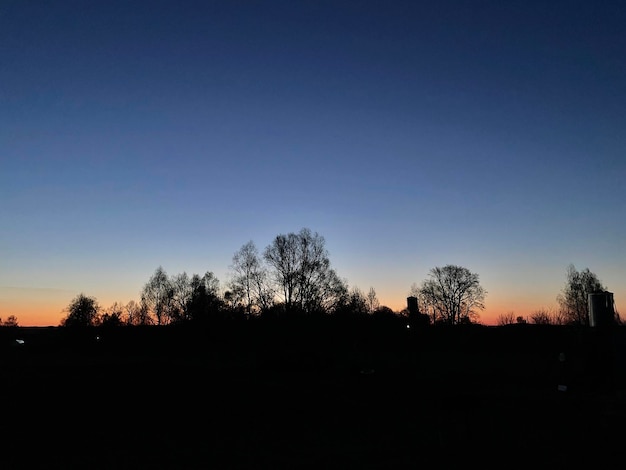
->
201;271;221;298
100;301;124;327
497;311;516;326
528;307;565;325
421;293;437;323
304;265;347;314
366;287;380;314
170;272;193;322
339;286;368;316
264;228;347;314
141;266;174;325
552;308;568;326
124;300;150;325
418;265;486;325
530;309;552;325
557;264;605;326
229;241;273;316
264;231;300;311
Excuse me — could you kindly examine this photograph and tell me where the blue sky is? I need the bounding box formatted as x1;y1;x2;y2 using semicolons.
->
1;0;625;325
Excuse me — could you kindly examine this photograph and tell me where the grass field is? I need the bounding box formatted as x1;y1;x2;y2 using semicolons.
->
1;319;625;469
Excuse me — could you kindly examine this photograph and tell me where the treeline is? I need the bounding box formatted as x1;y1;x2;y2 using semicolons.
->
8;228;615;329
496;264;620;327
60;228;395;328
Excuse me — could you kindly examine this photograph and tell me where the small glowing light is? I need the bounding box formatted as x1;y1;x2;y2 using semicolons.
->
406;324;410;329
95;336;100;341
15;339;25;345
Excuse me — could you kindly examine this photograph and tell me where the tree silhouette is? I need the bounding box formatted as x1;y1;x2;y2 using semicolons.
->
124;300;152;326
100;301;124;327
99;310;124;327
557;264;606;326
263;228;347;314
373;305;395;318
366;287;380;314
418;265;486;325
228;240;274;317
496;311;516;326
0;315;19;327
170;271;192;322
186;272;224;323
336;287;368;317
141;266;173;325
60;293;101;327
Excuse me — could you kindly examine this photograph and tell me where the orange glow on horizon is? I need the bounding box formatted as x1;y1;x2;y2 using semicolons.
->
3;288;620;328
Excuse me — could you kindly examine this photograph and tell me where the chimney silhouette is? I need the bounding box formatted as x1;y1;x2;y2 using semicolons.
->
407;295;430;327
407;296;419;316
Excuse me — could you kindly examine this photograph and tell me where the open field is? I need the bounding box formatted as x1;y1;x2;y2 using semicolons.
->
1;319;625;469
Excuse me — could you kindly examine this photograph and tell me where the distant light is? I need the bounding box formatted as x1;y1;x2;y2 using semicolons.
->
15;339;25;345
95;336;100;341
406;324;410;329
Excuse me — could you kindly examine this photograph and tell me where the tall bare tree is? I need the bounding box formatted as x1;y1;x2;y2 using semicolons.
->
264;231;299;310
141;266;174;325
557;264;605;326
418;265;486;325
170;272;192;322
263;228;347;314
229;241;274;316
366;287;380;314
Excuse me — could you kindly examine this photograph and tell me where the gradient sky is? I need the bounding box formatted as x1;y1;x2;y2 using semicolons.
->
2;0;625;326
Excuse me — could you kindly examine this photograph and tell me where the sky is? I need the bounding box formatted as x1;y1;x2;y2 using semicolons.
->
1;0;625;326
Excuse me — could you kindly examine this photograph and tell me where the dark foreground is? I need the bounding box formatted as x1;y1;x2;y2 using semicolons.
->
1;319;625;469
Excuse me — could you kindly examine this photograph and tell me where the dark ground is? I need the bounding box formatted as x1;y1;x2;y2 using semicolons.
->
1;318;625;469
